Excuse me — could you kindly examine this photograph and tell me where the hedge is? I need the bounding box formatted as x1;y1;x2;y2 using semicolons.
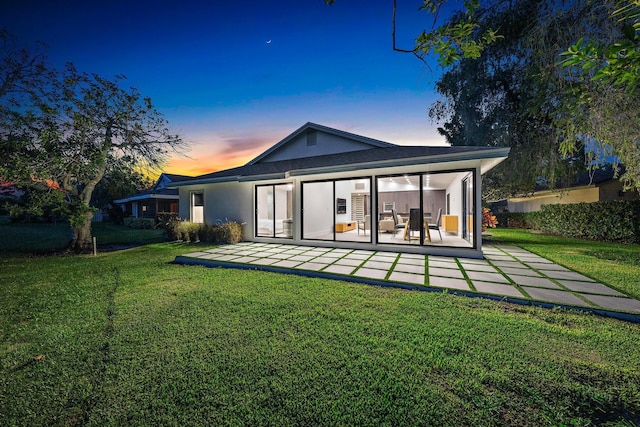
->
123;217;156;229
498;200;640;243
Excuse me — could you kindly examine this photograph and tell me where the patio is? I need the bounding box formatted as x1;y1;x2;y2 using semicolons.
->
175;242;640;321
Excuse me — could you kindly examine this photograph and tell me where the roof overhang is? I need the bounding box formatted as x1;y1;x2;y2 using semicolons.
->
168;147;510;187
287;148;510;177
113;193;179;203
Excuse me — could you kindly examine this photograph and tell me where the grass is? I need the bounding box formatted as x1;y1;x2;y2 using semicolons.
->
485;228;640;301
0;219;166;253
1;240;640;426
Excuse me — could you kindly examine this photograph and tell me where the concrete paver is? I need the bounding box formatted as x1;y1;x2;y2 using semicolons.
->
353;267;387;279
460;263;498;272
521;286;592;307
394;263;425;274
323;264;357;275
297;261;328;271
429;276;470;290
507;274;561;289
472;281;527;298
497;266;543;277
465;271;510;283
362;260;394;270
542;270;595;281
581;294;640;312
558;280;625;296
429;267;465;279
334;258;364;267
175;243;640;318
428;260;459;269
389;271;425;285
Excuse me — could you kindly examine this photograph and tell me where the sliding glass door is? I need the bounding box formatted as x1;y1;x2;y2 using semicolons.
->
462;174;474;243
377;171;475;248
301;178;371;242
255;183;293;238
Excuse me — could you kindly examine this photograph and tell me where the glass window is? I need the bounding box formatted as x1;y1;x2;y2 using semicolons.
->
256;183;293;238
301;178;371;242
191;192;204;224
376;175;421;246
376;171;475;248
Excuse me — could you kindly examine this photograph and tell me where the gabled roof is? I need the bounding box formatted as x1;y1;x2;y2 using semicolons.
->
154;173;193;191
114;172;191;204
247;122;396;165
170;145;510;187
160;173;193;183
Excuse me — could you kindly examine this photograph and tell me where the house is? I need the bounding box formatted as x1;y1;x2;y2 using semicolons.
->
169;122;509;258
507;165;639;213
114;173;192;219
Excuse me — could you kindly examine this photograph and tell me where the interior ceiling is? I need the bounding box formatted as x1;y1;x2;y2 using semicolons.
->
378;172;467;190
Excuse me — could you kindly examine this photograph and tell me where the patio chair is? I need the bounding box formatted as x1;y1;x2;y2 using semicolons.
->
428;208;443;241
404;208;422;240
391;209;407;238
358;215;371;235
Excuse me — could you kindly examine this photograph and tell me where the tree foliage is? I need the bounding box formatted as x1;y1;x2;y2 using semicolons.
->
429;0;640;197
429;0;590;200
0;31;185;252
560;0;640;92
326;0;640;194
556;0;640;190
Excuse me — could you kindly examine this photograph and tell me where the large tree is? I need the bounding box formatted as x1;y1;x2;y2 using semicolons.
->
427;0;640;197
326;0;640;194
428;0;584;199
557;0;640;189
1;32;184;252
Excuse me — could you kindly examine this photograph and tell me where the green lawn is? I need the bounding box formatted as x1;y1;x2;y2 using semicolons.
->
1;239;640;426
0;219;166;253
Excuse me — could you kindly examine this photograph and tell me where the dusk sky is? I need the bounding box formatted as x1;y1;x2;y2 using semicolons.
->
4;0;452;177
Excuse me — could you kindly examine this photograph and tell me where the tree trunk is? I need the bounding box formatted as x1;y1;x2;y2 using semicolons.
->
70;210;95;253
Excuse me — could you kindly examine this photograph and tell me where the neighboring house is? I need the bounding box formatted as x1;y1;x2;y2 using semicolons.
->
114;173;192;219
0;182;25;199
169;122;509;258
507;165;639;213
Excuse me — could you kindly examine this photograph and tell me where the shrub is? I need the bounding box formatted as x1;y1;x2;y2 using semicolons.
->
481;207;498;232
108;204;125;225
496;211;544;230
539;200;640;243
157;213;181;240
123;217;156;229
159;219;244;244
498;200;640;243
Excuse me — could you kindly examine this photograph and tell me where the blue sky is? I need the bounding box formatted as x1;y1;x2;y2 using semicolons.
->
4;0;450;176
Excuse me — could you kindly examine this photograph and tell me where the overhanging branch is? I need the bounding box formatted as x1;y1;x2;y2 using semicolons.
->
392;0;430;67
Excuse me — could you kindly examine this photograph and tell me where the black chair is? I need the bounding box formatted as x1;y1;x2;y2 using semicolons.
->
407;208;422;240
391;209;406;231
428;208;443;241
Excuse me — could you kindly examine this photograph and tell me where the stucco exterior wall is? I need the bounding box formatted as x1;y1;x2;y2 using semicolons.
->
259;131;378;162
507;187;600;213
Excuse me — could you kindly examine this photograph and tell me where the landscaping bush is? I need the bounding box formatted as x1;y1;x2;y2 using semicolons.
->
157;213;181;240
498;200;640;243
496;211;543;230
160;219;243;244
123;217;156;229
539;200;640;243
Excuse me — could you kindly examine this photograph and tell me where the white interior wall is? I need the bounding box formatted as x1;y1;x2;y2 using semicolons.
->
275;186;289;221
335;180;352;223
446;176;464;236
303;181;333;238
